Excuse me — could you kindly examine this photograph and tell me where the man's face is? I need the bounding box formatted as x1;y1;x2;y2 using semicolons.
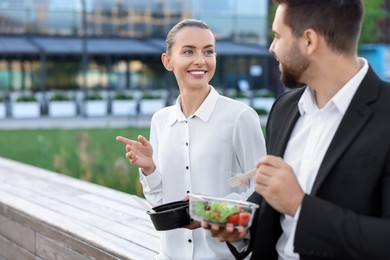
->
269;4;308;88
279;40;309;88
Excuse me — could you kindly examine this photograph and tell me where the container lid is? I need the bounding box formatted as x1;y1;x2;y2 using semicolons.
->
147;200;191;231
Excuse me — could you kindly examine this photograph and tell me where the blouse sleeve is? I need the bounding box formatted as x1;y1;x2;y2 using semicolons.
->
138;114;163;206
230;107;267;200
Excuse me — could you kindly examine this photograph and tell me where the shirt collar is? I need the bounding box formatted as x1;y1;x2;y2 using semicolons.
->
298;58;369;116
166;85;219;126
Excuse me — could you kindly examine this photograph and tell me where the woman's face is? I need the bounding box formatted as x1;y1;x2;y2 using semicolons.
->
162;27;216;90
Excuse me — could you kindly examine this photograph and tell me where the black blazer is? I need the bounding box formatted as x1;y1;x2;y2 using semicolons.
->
230;67;390;260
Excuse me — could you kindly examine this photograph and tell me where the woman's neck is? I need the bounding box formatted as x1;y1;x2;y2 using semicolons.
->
179;85;211;117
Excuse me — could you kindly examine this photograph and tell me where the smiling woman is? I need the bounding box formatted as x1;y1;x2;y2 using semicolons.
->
160;23;217;116
116;19;266;260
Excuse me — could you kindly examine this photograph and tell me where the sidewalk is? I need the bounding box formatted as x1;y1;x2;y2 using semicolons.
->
0;114;267;130
0;115;153;130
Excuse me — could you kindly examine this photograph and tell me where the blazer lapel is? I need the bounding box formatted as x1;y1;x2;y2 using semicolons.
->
249;89;303;259
269;97;301;157
310;67;379;195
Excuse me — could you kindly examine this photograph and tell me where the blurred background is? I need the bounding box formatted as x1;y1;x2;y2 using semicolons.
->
0;0;281;119
0;0;389;195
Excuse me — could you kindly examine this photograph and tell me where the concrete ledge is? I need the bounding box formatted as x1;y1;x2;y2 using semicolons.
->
0;115;152;130
0;157;160;259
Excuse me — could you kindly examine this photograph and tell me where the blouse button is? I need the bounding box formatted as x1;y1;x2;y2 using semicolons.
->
186;142;189;146
186;166;189;170
188;239;192;243
186;190;190;193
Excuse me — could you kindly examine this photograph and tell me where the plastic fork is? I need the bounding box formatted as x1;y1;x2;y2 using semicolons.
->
131;195;155;213
227;168;257;187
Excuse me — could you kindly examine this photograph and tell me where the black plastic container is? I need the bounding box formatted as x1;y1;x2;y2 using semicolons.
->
147;200;191;231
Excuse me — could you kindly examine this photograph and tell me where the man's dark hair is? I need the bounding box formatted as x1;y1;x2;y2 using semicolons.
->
273;0;364;54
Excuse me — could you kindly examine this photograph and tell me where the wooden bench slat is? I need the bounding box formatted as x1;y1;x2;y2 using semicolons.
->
0;157;161;260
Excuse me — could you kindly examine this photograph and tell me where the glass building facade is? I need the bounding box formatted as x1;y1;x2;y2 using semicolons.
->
0;0;268;41
0;0;276;95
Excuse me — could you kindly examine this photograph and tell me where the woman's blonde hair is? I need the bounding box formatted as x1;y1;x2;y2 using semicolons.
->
165;19;213;56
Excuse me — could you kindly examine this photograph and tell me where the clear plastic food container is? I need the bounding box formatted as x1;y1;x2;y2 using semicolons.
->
189;193;259;229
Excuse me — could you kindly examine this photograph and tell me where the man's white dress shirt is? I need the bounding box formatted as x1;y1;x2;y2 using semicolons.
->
140;86;266;260
277;59;369;259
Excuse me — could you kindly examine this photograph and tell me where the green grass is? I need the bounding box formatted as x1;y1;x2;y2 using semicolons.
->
0;127;149;197
0;126;267;197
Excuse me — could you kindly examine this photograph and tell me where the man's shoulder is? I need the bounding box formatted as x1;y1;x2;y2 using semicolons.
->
273;87;305;109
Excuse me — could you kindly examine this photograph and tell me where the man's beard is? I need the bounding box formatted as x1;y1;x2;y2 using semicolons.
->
279;43;309;89
281;68;306;89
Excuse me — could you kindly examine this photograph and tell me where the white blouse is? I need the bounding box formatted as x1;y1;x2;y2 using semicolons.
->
140;86;266;260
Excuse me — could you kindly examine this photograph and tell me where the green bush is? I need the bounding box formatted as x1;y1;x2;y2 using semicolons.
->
114;92;134;100
255;108;269;115
142;93;162;100
87;93;103;100
16;95;37;102
50;93;72;101
254;90;274;98
227;91;248;99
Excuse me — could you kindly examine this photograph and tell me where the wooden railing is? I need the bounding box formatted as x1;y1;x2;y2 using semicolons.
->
0;157;160;260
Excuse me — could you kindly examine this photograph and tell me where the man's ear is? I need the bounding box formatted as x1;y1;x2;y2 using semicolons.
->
302;29;319;55
161;53;173;71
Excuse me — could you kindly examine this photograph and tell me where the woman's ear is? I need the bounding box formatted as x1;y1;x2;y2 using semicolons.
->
161;53;173;71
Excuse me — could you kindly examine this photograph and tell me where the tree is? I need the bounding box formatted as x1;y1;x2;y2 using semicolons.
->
267;0;389;44
360;0;388;44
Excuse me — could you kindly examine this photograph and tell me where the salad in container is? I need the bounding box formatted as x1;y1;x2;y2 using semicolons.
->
188;193;259;229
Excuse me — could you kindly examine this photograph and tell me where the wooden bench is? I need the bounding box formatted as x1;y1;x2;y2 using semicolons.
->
0;157;160;259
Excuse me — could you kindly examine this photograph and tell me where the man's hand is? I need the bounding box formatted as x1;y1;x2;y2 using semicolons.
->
255;155;304;216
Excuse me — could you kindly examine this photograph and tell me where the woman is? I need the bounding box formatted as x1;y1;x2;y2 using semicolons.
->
117;19;266;259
